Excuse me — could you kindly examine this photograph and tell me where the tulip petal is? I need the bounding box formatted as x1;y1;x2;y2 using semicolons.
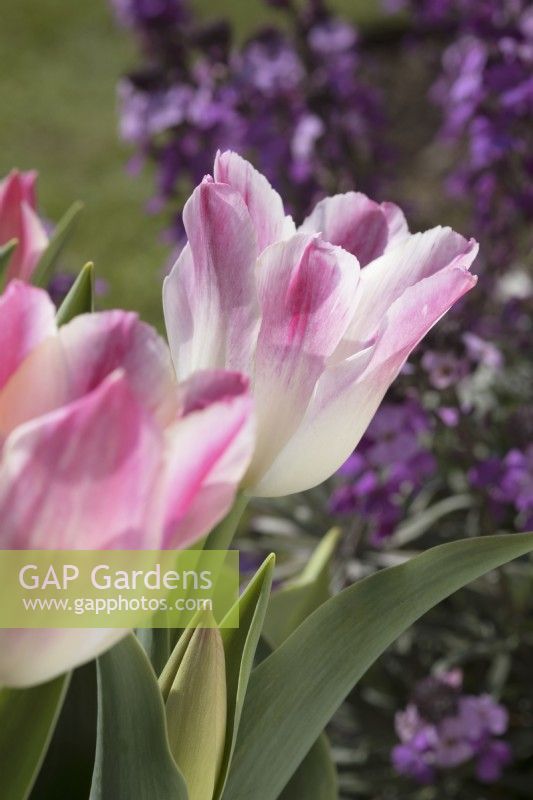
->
245;234;360;486
0;171;48;282
0;337;67;439
0;281;56;391
163;179;260;380
300;192;408;267
368;265;478;371
254;263;476;496
0;371;163;549
252;344;376;496
7;203;49;282
161;370;254;548
214;150;295;252
0;628;126;688
58;310;178;427
345;227;479;347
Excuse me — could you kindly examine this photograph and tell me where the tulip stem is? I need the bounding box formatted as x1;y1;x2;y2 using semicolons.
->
205;493;249;551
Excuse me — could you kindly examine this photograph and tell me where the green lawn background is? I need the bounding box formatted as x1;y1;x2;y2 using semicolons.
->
0;0;381;327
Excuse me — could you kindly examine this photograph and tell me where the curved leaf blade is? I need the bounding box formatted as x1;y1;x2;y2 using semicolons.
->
278;734;337;800
32;201;83;288
90;634;188;800
0;673;70;800
264;528;340;647
0;238;18;290
215;554;275;800
55;262;94;325
222;533;533;800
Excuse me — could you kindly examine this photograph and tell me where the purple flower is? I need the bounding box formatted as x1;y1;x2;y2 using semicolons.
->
111;0;189;29
421;350;469;390
476;739;513;783
112;0;387;234
392;743;436;784
469;446;533;531
458;694;509;739
392;670;512;786
434;717;474;768
388;1;532;267
330;401;437;545
463;332;503;368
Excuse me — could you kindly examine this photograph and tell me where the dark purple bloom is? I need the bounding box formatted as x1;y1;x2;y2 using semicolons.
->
392;670;512;785
393;0;533;266
392;743;436;783
330;401;436;545
112;0;387;235
476;739;513;783
421;350;469;390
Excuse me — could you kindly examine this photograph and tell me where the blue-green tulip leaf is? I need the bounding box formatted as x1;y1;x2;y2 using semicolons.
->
55;262;94;325
278;734;337;800
137;628;171;677
215;554;275;800
90;634;188;800
32;201;83;288
0;238;18;290
264;528;340;647
222;533;533;800
0;673;70;800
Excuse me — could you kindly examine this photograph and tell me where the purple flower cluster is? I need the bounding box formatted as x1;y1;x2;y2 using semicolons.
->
112;0;386;236
390;0;533;263
112;0;190;30
470;446;533;531
392;670;512;785
329;401;436;544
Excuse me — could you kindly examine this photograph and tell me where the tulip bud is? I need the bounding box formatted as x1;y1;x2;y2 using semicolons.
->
164;616;227;800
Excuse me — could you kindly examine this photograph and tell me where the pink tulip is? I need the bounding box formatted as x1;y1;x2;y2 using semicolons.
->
164;150;478;497
0;170;49;283
0;281;254;686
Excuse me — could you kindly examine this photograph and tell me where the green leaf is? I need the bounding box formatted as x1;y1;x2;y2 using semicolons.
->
222;532;533;800
387;494;473;548
90;634;188;800
0;673;70;800
215;554;275;800
137;628;171;677
264;528;340;647
278;734;337;800
0;238;18;289
30;663;97;800
55;262;94;325
32;200;83;288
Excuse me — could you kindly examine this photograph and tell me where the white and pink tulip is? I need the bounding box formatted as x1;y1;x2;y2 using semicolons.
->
0;280;254;686
164;150;478;497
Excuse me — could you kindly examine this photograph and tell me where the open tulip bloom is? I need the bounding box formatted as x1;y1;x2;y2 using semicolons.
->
2;154;533;800
0;280;254;686
164;151;479;496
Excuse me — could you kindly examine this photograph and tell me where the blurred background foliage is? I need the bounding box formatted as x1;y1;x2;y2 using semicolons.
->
0;0;384;325
0;0;166;323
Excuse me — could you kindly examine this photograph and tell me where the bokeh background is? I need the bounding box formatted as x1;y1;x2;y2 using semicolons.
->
0;0;382;325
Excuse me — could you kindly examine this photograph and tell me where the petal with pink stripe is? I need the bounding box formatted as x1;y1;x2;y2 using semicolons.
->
163;179;260;380
245;234;360;485
214;150;295;252
161;370;254;548
0;281;56;391
0;371;163;550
